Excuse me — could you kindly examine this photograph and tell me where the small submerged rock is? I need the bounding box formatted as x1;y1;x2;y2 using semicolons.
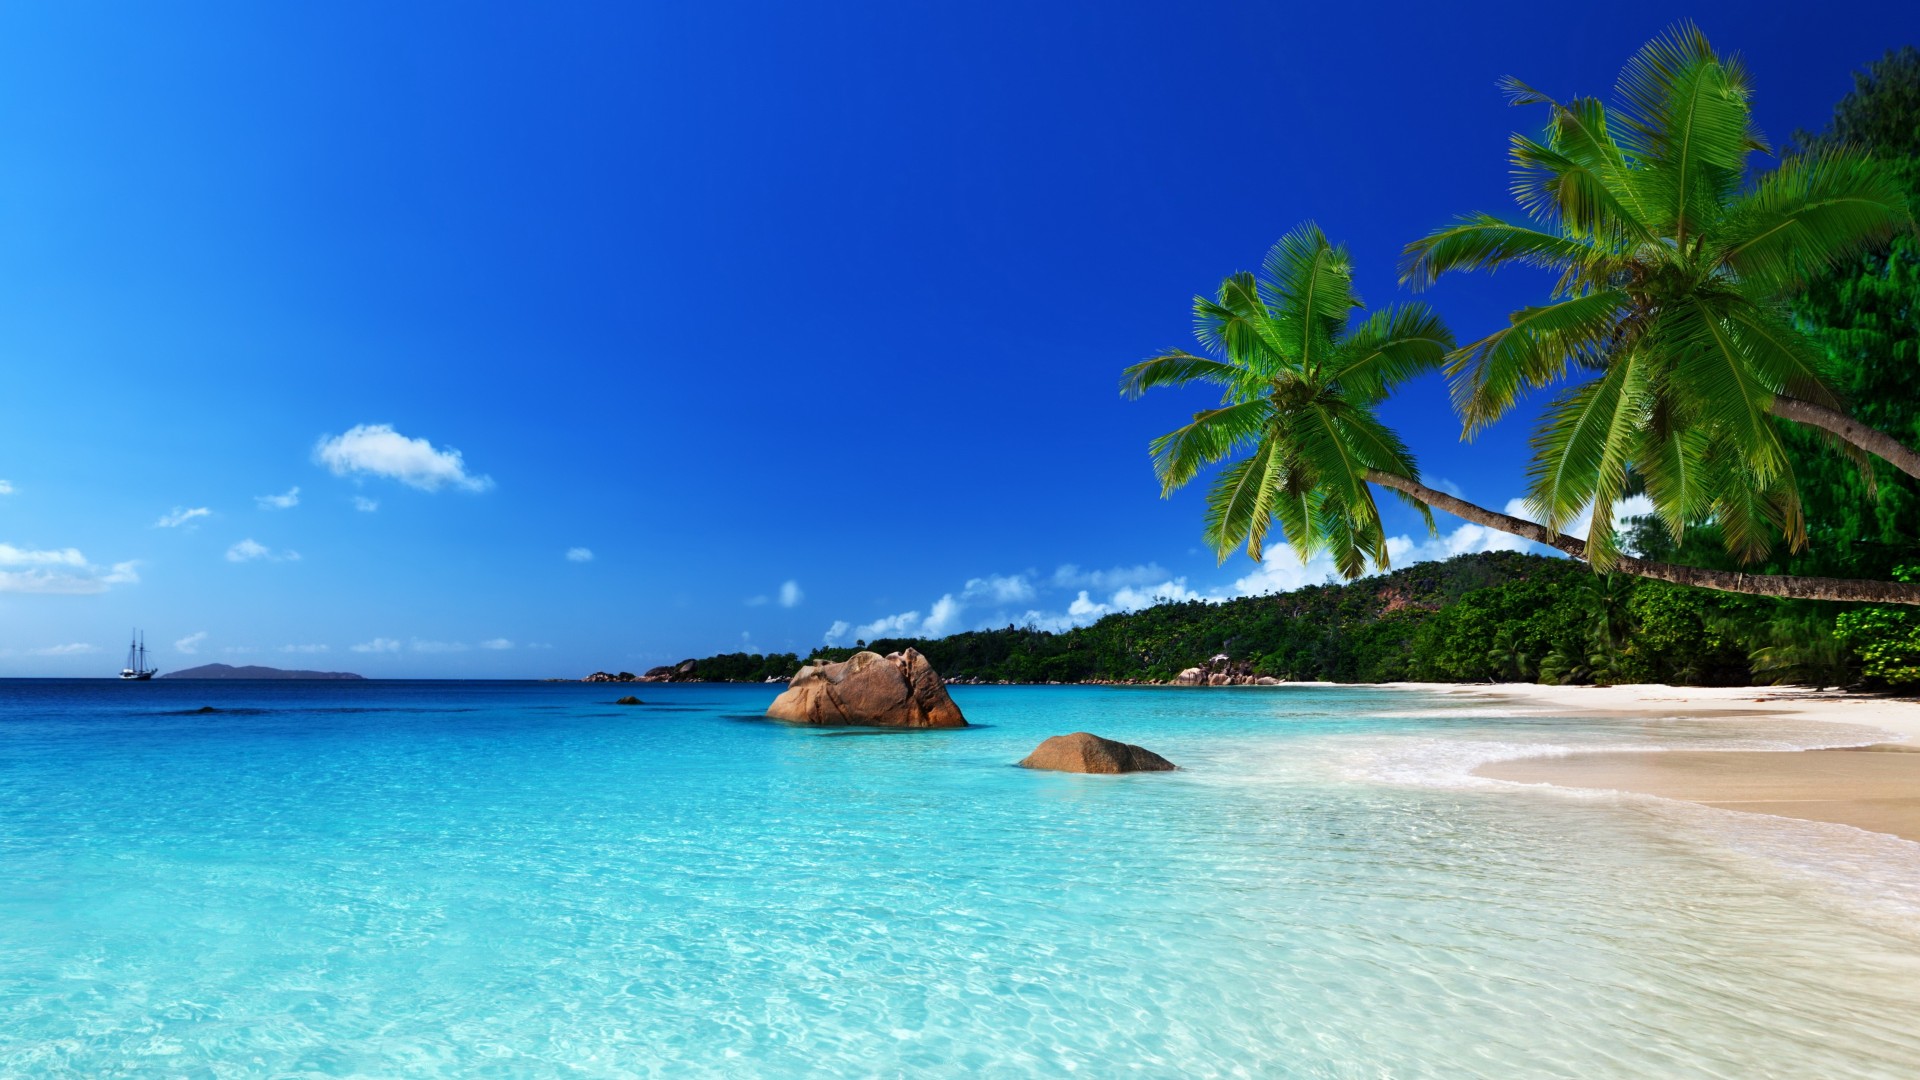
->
1019;732;1176;774
614;695;643;706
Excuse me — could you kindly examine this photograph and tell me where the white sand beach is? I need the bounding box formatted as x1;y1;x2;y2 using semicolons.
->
1401;683;1920;842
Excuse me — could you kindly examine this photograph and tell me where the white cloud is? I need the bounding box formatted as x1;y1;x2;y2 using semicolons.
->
222;646;259;655
813;492;1674;644
853;610;923;640
226;538;299;563
410;639;469;653
353;496;379;512
779;580;804;608
227;538;268;562
0;544;87;568
155;507;211;528
1497;494;1656;546
0;480;12;494
0;544;138;594
479;638;514;650
280;644;330;654
962;574;1035;604
932;594;976;635
175;631;208;654
29;642;97;656
314;424;493;492
351;637;402;653
566;547;593;563
256;486;300;510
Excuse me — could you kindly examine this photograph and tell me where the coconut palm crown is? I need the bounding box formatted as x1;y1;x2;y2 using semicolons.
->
1401;21;1914;569
1122;224;1453;578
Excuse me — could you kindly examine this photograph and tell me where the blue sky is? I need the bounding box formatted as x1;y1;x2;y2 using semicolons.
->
2;1;1915;676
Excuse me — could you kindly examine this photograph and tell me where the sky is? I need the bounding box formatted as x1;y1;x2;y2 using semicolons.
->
2;1;1916;676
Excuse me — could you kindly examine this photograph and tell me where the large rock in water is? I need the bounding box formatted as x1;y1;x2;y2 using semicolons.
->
1018;732;1177;774
766;649;967;728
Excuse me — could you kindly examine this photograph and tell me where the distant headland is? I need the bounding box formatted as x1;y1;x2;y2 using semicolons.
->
160;663;365;680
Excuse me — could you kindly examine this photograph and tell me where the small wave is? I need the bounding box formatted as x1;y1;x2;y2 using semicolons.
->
1312;708;1920;931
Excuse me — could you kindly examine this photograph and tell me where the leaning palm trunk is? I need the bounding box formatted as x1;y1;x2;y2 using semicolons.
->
1770;395;1920;481
1363;470;1920;606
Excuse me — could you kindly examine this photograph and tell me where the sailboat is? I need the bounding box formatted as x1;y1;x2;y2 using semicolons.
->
120;630;157;680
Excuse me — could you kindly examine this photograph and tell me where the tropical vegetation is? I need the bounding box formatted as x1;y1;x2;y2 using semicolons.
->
1134;23;1920;607
678;551;1846;687
678;34;1920;690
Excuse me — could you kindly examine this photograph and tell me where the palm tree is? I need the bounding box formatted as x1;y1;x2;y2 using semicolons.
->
1401;22;1918;571
1121;224;1452;577
1129;225;1920;605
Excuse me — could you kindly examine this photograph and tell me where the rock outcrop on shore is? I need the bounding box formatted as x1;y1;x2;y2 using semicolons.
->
1018;732;1177;774
766;649;967;728
640;660;700;682
585;660;702;684
1174;654;1278;686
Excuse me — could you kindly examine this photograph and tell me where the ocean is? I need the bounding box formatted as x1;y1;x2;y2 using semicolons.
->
4;678;1919;1077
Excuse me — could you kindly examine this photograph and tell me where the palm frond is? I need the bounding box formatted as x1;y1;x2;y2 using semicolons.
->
1539;95;1660;236
1203;437;1282;562
1717;300;1839;408
1498;74;1556;107
1194;273;1285;371
1612;21;1757;248
1579;357;1656;569
1508;106;1654;244
1709;457;1803;564
1261;223;1357;374
1146;399;1274;495
1633;403;1714;544
1119;350;1258;401
1524;363;1631;535
1270;469;1321;562
1327;302;1454;403
1339;405;1436;535
1399;213;1599;291
1446;290;1628;435
1657;297;1790;482
1717;149;1913;290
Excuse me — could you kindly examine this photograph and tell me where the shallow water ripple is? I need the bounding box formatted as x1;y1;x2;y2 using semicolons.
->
2;681;1919;1076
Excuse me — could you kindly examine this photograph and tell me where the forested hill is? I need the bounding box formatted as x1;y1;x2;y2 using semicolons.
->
679;550;1810;687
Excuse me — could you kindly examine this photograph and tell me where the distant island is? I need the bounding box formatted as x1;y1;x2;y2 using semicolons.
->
161;663;365;680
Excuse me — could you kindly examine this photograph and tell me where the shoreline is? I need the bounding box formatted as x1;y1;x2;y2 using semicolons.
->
1402;682;1920;843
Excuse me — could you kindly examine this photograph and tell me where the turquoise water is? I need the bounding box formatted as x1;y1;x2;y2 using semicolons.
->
4;679;1920;1077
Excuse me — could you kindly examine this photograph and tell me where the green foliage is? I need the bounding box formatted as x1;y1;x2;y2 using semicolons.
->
1781;46;1920;579
1747;608;1852;688
1124;223;1452;577
1407;569;1586;681
686;652;802;682
1405;22;1914;569
1836;566;1920;686
685;553;1869;688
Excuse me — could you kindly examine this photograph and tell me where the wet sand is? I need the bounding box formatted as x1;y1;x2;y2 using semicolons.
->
1478;744;1920;843
1367;683;1920;842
